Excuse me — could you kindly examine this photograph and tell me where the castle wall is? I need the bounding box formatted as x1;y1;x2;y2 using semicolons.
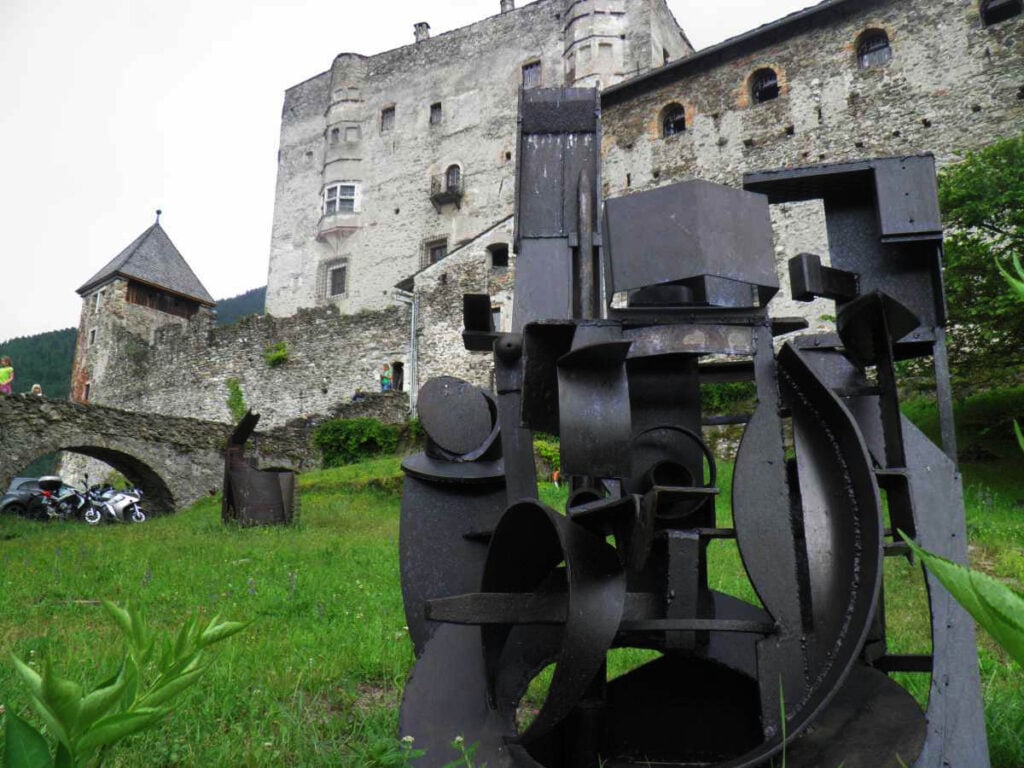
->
599;0;1024;314
265;0;686;319
87;303;410;429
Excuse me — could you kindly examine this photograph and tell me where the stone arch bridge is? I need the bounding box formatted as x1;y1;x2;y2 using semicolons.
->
0;395;310;514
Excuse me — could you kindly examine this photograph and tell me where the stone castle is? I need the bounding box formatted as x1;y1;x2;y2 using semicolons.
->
71;0;1024;433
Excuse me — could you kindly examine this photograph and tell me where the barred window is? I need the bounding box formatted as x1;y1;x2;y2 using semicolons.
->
522;60;542;88
381;105;395;132
751;68;779;104
430;102;443;125
328;264;347;296
425;239;448;266
661;103;686;137
857;30;892;69
445;165;461;193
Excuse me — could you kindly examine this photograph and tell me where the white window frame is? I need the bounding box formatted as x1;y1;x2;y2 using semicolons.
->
323;182;359;216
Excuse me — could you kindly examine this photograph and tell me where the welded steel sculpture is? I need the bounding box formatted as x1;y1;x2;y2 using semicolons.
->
398;88;989;767
222;410;296;526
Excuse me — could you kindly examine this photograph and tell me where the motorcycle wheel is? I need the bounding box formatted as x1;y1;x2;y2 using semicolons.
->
83;508;102;525
130;507;146;523
6;502;27;518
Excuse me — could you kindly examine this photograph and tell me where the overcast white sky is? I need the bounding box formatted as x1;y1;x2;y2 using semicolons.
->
0;0;814;342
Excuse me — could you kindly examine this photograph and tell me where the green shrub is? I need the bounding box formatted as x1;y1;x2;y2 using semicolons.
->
313;418;400;467
534;437;560;475
225;378;247;423
700;381;757;415
264;342;289;367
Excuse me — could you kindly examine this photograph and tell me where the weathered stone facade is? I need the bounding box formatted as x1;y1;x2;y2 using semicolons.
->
265;0;688;318
84;300;410;429
68;0;1024;471
599;0;1024;318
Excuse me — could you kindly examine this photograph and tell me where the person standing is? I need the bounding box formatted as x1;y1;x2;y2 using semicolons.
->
0;357;13;395
380;363;392;392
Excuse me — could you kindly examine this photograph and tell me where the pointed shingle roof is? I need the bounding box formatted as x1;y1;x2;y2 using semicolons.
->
77;223;215;306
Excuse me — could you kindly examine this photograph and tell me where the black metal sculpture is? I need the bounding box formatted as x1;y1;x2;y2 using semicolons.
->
398;88;989;767
222;410;296;526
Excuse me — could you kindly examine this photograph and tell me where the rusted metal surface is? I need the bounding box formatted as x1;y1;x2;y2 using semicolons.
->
222;410;296;526
397;88;988;768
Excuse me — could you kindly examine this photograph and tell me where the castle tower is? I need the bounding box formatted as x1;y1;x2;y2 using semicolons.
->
562;0;692;88
71;214;215;404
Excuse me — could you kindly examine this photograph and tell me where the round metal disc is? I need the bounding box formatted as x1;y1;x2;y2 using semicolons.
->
418;376;495;456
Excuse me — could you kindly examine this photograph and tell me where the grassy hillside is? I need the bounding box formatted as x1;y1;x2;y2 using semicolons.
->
0;454;1021;766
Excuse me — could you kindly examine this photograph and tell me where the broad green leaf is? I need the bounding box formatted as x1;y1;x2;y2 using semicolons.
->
76;659;130;736
38;662;82;741
902;533;1024;666
137;666;206;709
199;620;250;648
1015;420;1024;453
52;745;71;768
3;710;53;768
75;709;167;756
10;656;42;699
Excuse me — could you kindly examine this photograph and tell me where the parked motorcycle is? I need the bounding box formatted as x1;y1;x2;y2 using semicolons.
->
82;476;146;524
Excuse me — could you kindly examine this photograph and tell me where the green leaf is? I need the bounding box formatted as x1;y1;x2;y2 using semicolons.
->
74;709;167;756
901;533;1024;666
3;710;53;768
101;601;132;640
10;656;42;699
38;662;82;743
137;666;206;709
52;745;71;768
76;659;130;737
996;256;1024;302
199;620;250;648
1015;420;1024;454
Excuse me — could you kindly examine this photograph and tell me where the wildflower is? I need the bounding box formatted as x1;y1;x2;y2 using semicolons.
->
401;735;415;745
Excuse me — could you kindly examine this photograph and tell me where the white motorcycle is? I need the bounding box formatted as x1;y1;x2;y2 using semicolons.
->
82;476;147;524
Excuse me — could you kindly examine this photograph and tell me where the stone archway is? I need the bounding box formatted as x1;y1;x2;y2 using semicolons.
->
59;445;176;514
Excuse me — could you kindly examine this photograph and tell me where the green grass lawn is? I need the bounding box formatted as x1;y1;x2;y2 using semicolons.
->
1;454;1022;766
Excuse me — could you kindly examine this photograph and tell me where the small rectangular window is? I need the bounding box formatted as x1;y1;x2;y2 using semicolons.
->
430;102;443;125
94;289;105;314
345;125;361;142
329;265;347;296
84;382;91;401
381;106;395;132
491;306;502;332
522;60;541;88
329;127;340;144
89;328;97;346
425;239;448;266
324;183;357;215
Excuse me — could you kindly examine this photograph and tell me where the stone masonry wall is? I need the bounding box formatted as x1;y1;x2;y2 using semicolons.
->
600;0;1024;318
89;304;410;430
265;0;685;319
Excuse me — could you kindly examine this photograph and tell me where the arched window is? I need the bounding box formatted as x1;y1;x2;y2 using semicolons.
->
857;30;892;69
751;68;780;104
981;0;1022;26
660;103;686;137
445;164;462;193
